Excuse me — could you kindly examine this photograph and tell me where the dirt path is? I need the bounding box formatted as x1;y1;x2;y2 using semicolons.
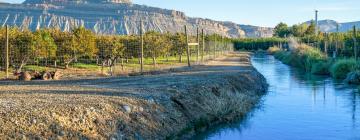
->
0;52;267;139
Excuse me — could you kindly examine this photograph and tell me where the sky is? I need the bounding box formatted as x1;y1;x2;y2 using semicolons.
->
2;0;360;27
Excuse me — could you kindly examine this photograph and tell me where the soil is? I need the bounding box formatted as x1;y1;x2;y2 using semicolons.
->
0;52;268;140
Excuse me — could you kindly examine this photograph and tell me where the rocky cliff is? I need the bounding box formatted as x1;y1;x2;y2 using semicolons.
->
0;0;273;38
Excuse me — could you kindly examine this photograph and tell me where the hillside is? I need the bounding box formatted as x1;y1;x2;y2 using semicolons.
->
0;0;273;38
306;19;360;32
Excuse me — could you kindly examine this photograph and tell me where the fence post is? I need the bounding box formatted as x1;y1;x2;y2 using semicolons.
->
140;20;144;73
214;37;216;59
5;25;9;79
196;27;199;63
324;33;328;56
354;26;357;61
201;29;205;62
184;25;191;67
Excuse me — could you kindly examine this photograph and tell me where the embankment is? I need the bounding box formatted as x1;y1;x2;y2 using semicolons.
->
268;42;360;84
0;52;268;139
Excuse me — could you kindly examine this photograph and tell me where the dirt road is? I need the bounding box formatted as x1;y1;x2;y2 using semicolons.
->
0;52;267;139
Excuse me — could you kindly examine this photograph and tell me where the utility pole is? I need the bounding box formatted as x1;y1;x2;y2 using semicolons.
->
184;25;191;67
5;25;9;79
315;10;319;36
354;25;357;61
140;20;144;73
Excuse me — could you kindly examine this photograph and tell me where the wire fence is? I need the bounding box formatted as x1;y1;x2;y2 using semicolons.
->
0;26;234;80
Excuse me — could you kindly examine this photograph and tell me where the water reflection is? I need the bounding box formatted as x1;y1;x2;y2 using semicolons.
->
194;54;360;140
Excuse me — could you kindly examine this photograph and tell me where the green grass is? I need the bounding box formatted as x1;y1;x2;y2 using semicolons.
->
330;59;358;79
71;63;100;70
269;45;360;81
271;45;329;75
23;65;56;72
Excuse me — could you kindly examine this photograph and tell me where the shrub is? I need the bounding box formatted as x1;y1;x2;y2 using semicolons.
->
267;46;281;54
330;59;358;79
311;61;331;75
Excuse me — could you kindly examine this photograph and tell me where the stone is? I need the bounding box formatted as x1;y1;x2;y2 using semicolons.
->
19;72;32;81
122;105;131;113
42;72;52;80
51;71;62;80
344;71;360;84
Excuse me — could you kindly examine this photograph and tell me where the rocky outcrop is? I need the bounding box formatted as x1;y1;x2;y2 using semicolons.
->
0;1;273;38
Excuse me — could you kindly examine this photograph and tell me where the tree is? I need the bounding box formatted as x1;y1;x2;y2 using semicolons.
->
290;23;308;37
33;29;57;66
171;33;186;62
144;31;166;66
50;29;74;69
96;36;125;74
274;22;290;38
11;29;35;73
305;21;316;36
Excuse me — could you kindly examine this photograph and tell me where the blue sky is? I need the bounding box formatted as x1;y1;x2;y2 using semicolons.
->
2;0;360;27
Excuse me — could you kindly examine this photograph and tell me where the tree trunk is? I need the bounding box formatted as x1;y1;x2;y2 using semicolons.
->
16;58;28;73
179;54;182;63
64;58;75;69
121;58;124;71
153;56;157;67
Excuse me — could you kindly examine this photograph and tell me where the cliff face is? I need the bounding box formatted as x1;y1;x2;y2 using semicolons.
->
0;1;273;38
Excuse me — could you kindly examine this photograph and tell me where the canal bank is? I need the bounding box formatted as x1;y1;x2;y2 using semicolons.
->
0;52;268;139
194;54;360;140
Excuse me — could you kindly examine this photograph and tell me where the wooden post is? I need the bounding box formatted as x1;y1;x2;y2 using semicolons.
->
196;27;199;63
334;24;339;59
184;25;190;67
324;33;328;56
214;37;216;59
354;26;357;60
140;20;144;73
201;29;205;62
5;25;9;79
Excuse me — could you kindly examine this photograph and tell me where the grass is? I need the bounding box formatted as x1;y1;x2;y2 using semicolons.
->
0;53;220;79
71;63;100;70
330;59;358;79
268;45;360;81
270;44;328;74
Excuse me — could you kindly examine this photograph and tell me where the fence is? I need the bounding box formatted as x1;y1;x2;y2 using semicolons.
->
0;25;234;80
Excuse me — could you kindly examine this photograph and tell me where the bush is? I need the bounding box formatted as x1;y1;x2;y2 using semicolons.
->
311;61;331;75
267;46;281;54
330;59;358;79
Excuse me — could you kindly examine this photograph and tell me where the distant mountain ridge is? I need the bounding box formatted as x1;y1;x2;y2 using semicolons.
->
0;0;273;38
306;19;360;32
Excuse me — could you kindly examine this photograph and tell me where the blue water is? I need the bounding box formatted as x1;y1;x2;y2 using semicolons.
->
195;54;360;140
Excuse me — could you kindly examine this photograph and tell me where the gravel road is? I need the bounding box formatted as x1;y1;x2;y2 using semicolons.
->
0;52;267;139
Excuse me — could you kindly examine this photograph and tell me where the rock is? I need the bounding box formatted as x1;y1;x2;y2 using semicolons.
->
138;107;144;112
122;105;131;113
19;72;32;81
32;71;42;79
0;1;272;38
31;119;37;124
344;71;360;84
42;72;52;80
51;71;62;80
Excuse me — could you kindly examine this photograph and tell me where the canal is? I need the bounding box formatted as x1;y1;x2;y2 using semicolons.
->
194;54;360;140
